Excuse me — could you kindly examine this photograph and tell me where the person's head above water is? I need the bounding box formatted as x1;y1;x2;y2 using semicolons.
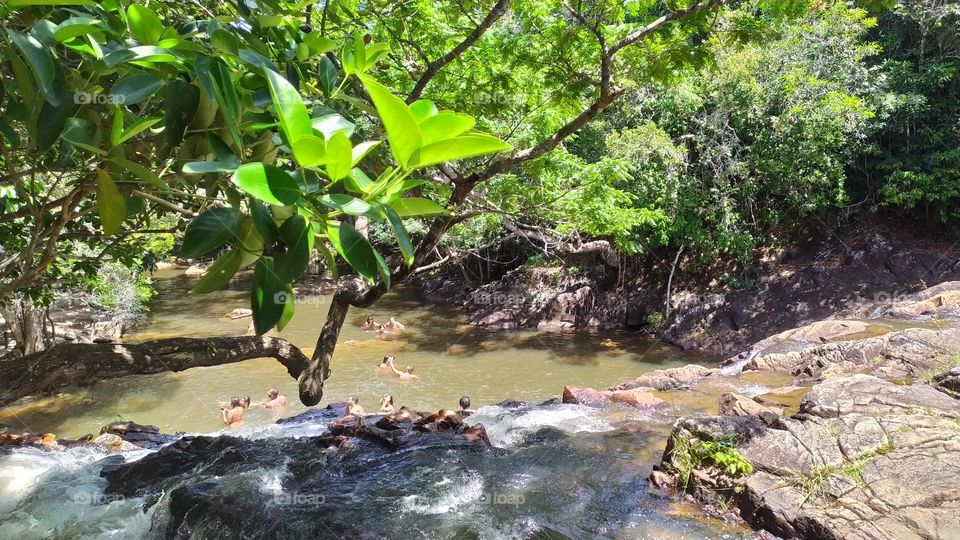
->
366;315;374;323
405;365;415;374
380;394;394;405
230;397;241;408
348;394;359;405
242;396;251;408
459;396;471;410
267;388;279;400
379;354;395;366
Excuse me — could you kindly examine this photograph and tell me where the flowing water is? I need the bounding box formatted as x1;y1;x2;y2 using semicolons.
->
0;270;797;539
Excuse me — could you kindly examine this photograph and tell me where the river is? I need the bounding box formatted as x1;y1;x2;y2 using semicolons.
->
0;270;798;538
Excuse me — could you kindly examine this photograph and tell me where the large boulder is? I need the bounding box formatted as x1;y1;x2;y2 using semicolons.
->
562;385;667;409
609;364;717;391
655;374;960;539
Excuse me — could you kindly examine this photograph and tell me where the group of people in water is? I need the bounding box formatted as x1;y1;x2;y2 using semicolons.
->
219;388;288;428
220;313;477;429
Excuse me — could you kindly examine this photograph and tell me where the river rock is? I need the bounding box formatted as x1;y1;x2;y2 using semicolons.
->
656;374;960;539
562;385;667;409
718;392;783;416
99;420;176;449
734;326;960;384
223;308;252;319
609;364;717;391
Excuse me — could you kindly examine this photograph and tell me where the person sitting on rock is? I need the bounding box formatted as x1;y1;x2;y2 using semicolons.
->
221;397;244;428
458;396;475;416
379;394;395;413
361;315;377;330
346;395;365;417
384;316;405;332
253;388;287;411
386;357;418;381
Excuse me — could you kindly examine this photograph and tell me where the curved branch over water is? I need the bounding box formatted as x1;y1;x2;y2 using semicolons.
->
0;336;309;408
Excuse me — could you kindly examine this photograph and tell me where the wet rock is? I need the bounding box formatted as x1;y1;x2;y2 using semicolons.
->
99;420;176;449
718;393;783;416
658;374;960;539
739;326;960;384
609;364;717;391
223;308;252;319
562;385;667;409
183;263;208;276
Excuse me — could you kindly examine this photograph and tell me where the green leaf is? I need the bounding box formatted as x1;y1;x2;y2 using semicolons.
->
251;258;285;335
291;135;326;167
373;249;391;290
8;0;94;5
53;17;104;42
409;133;510;168
275;214;311;282
409;100;438;123
276;284;295;331
384;206;415;267
111;73;164;105
351;141;380;167
95;169;125;236
304;32;336;55
358;74;421;167
102;46;176;68
419;112;476;145
250;199;278;246
317;56;338;96
6;29;61;106
36;86;75;151
111;116;160;146
317;194;376;217
237;217;264;267
389;197;448;217
182;161;238;174
61;117;102;154
191;248;242;294
127;4;164;45
346;168;374;194
315;240;338;279
196;58;242;153
325;131;352;181
109;157;166;191
311;114;354;139
329;221;380;281
232;163;301;205
180;206;243;258
210;29;238;55
163;80;200;152
263;67;312;143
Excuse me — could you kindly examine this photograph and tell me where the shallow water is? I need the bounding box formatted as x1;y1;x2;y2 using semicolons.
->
0;270;798;539
0;270;718;438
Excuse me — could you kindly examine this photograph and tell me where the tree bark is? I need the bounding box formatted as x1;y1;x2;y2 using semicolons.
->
0;335;309;408
0;297;48;356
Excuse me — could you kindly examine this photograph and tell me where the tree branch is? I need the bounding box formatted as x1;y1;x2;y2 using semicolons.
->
406;0;511;103
608;0;731;57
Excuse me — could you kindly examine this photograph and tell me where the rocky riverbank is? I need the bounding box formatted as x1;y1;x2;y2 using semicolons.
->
643;281;960;539
425;231;960;357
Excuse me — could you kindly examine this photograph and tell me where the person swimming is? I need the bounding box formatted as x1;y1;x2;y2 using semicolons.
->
220;397;244;428
386;356;418;381
458;396;474;415
361;315;376;330
379;394;395;413
384;316;405;332
253;388;287;411
346;395;365;417
376;355;395;373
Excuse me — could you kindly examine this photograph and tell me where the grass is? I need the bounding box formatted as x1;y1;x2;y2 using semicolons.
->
670;434;753;490
791;436;894;503
921;353;960;382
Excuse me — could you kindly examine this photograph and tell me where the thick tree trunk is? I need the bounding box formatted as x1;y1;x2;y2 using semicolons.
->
0;335;309;408
0;297;48;356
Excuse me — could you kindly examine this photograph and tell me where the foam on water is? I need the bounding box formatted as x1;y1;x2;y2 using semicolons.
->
737;383;770;398
400;471;485;515
469;404;614;448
